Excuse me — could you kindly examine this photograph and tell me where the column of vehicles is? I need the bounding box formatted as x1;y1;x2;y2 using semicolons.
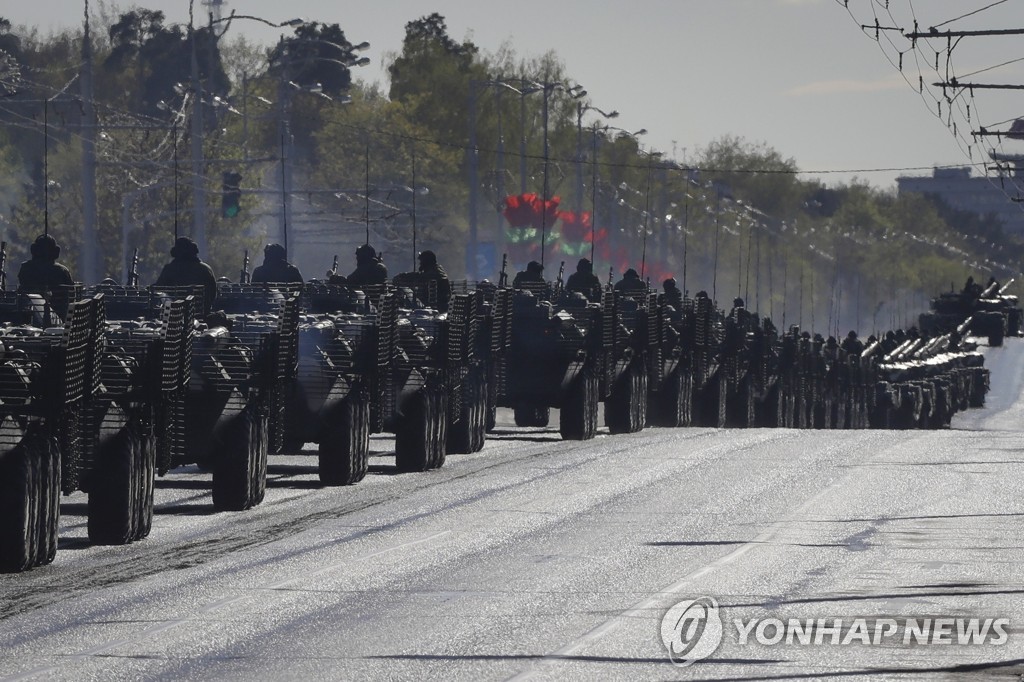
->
0;242;1014;573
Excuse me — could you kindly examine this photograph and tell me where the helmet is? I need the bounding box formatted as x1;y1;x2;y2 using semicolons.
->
663;277;677;290
356;243;376;260
30;234;60;260
170;236;199;259
526;260;543;274
576;258;592;273
264;243;287;261
418;250;437;266
733;297;744;308
623;268;639;279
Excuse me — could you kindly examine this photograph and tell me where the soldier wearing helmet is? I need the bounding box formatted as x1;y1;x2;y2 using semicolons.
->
345;243;388;287
18;234;74;293
613;268;647;294
565;258;602;302
416;250;450;311
251;243;303;284
154;236;218;312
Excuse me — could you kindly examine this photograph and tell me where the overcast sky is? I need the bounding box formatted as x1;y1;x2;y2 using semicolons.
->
11;0;1024;190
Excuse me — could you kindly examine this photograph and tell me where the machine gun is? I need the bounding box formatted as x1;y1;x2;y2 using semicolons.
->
128;248;140;287
0;240;7;291
330;255;339;278
239;250;250;284
608;267;614;287
498;254;508;288
554;260;565;297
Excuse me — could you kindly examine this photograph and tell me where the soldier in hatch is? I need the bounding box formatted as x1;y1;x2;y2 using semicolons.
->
251;243;303;284
154;236;218;313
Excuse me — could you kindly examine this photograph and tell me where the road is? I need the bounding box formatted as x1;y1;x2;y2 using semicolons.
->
3;342;1024;680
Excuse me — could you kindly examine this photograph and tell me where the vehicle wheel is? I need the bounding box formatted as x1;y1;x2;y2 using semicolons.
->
135;415;156;541
396;390;433;473
212;405;265;512
485;402;497;432
448;370;487;454
514;405;550;427
252;407;269;506
727;375;755;428
560;369;598;440
695;372;728;428
606;363;647;434
431;390;448;470
651;367;684;428
88;421;141;545
36;435;61;565
319;396;370;486
0;433;41;573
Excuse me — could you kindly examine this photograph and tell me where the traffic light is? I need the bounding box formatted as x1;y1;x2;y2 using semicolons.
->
222;171;243;218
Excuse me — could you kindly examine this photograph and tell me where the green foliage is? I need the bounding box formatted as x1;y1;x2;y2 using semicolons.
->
0;7;1017;317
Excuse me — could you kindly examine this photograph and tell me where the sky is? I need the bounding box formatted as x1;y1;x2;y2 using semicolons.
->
10;0;1024;190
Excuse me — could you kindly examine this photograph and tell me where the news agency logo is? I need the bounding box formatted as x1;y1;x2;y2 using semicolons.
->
661;596;1009;667
660;597;724;667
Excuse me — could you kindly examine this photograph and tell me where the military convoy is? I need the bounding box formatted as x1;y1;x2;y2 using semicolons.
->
0;251;1016;573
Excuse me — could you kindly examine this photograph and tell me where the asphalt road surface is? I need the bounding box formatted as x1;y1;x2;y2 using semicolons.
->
3;342;1024;680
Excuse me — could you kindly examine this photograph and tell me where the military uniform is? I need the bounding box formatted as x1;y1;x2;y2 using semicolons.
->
252;244;303;284
513;261;546;287
565;258;602;301
17;234;74;293
345;244;388;287
613;268;647;294
154;237;218;312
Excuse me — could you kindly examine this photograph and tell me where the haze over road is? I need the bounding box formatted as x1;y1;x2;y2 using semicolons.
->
3;342;1024;680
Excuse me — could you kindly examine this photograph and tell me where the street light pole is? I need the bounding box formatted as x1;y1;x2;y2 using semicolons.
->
80;0;99;281
467;81;479;279
575;102;617;213
188;2;207;256
534;79;585;269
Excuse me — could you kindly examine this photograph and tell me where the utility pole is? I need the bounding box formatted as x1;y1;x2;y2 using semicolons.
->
80;0;99;282
189;6;207;256
467;81;479;279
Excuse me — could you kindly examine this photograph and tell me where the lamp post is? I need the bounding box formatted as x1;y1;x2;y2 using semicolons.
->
274;35;369;253
575;103;617;213
599;126;646;266
467;78;537;279
188;5;306;256
532;79;586;268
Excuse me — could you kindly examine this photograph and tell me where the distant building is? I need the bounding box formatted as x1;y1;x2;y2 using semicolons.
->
896;166;1024;235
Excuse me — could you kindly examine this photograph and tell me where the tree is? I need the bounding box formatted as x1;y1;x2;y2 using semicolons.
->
268;23;364;98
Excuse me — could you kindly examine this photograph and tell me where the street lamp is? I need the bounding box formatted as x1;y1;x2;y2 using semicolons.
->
594;126;645;263
531;79;586;268
576;103;618;212
188;1;306;256
467;77;541;279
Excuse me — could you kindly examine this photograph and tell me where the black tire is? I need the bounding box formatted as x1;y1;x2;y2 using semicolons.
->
135;416;156;541
396;390;433;473
727;375;755;428
651;366;692;425
448;370;487;454
36;436;60;565
319;397;370;485
485;403;497;432
431;390;448;470
212;405;265;512
560;369;598;440
88;422;141;546
514;406;550;427
0;434;41;573
251;407;269;506
606;362;648;434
